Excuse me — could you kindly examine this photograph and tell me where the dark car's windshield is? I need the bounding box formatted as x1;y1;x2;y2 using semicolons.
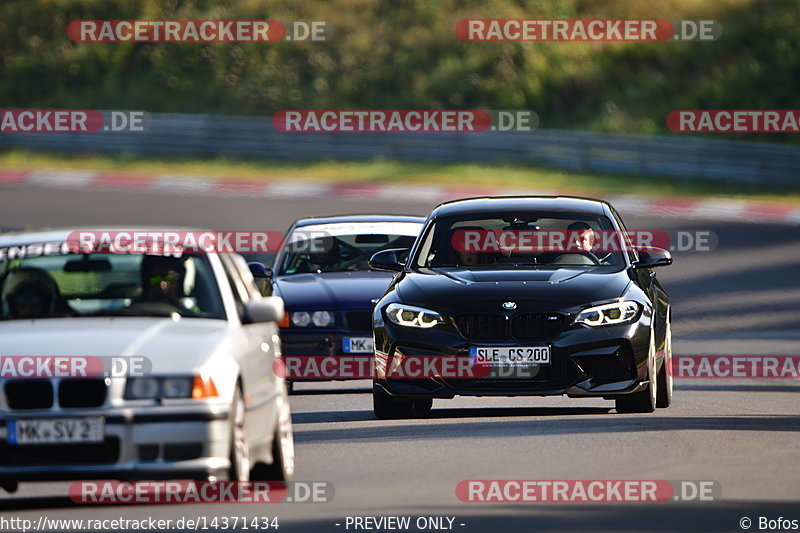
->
278;222;421;275
0;248;225;320
413;213;627;270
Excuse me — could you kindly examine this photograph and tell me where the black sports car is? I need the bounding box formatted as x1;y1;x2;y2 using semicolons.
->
251;215;425;387
369;196;673;418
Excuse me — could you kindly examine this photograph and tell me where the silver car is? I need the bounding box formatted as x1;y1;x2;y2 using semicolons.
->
0;229;294;494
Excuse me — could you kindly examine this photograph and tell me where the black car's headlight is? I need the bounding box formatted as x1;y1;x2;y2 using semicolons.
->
574;301;640;327
290;311;334;327
385;303;444;328
125;376;216;399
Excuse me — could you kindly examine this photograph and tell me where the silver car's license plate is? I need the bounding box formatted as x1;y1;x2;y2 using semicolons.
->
470;346;551;366
8;417;104;445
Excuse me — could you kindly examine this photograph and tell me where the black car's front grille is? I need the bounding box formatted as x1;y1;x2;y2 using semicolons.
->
5;380;54;410
453;314;507;340
453;313;566;341
59;379;107;408
0;437;120;466
346;311;373;331
511;313;566;340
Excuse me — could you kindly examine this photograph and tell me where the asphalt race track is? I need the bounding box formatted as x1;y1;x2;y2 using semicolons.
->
1;183;799;532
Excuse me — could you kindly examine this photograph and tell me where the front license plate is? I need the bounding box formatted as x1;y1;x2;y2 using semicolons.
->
343;337;374;354
8;417;104;445
470;346;551;366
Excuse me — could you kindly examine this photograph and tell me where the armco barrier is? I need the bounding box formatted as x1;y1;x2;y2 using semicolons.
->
1;112;799;186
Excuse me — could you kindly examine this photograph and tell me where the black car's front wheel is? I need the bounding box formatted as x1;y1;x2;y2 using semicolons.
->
656;313;673;408
615;328;657;414
373;385;415;419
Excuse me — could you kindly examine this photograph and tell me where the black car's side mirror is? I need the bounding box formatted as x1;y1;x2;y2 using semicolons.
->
369;248;409;272
632;247;673;269
248;262;273;279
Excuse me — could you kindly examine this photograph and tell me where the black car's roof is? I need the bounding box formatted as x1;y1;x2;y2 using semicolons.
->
293;214;426;227
431;196;610;218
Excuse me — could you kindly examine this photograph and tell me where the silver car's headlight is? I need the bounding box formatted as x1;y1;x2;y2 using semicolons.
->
385;303;444;329
125;377;196;399
574;301;640;327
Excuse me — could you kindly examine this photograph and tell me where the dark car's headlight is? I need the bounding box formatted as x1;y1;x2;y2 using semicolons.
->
290;311;334;327
385;303;444;328
574;301;640;327
125;376;217;399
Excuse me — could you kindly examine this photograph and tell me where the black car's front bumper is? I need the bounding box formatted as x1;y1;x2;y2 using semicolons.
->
374;317;653;399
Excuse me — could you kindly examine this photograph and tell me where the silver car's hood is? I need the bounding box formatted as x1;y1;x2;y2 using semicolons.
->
0;317;231;374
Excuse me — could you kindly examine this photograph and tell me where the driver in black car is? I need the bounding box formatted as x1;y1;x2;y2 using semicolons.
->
566;221;612;264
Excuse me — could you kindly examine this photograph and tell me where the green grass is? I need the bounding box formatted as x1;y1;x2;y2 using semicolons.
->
2;150;799;205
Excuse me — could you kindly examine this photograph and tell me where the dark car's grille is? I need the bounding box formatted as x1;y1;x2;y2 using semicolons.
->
346;312;373;331
453;314;507;340
0;437;120;466
59;379;107;408
5;380;53;410
453;313;566;341
511;313;566;340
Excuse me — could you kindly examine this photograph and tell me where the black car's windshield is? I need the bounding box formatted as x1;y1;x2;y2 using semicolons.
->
279;222;420;275
413;213;627;270
0;249;226;320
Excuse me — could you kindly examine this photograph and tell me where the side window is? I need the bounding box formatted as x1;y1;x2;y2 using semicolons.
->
229;254;263;300
609;207;637;264
219;255;249;322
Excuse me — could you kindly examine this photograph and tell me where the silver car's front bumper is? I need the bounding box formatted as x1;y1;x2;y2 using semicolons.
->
0;406;231;481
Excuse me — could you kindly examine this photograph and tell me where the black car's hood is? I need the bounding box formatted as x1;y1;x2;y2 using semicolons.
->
396;268;631;312
274;271;396;310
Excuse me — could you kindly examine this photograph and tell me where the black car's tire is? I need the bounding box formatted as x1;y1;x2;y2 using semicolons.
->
615;330;657;414
413;398;433;413
373;386;414;419
0;480;18;493
228;386;250;481
656;314;673;408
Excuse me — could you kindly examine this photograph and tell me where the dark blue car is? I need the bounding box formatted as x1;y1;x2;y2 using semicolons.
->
252;215;425;388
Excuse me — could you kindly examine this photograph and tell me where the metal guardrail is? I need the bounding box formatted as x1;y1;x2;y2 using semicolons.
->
1;112;799;186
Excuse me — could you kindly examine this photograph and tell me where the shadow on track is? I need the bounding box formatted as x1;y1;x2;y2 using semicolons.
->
290;387;371;396
293;412;800;443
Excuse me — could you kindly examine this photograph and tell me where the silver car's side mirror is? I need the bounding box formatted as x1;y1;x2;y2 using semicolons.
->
245;296;284;323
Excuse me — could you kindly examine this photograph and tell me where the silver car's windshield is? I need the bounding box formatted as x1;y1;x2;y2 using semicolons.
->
0;250;225;320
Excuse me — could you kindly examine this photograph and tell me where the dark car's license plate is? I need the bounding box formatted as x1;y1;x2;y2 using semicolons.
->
470;346;551;366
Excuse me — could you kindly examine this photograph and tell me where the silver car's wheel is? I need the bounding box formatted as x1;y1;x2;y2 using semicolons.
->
253;387;295;482
229;387;250;482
